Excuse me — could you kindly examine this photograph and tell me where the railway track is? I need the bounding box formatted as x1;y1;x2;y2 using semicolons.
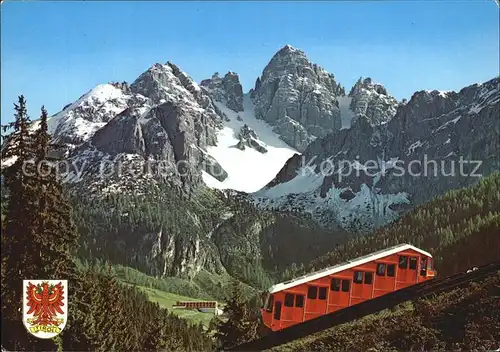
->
233;261;500;351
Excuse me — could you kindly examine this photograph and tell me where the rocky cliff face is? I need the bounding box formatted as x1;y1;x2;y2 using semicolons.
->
139;228;225;279
251;45;344;152
200;72;244;112
255;77;500;233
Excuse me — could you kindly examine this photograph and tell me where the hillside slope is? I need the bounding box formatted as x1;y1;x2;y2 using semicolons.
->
73;185;348;292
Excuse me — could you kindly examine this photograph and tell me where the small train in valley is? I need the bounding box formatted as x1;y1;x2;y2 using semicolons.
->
260;244;436;331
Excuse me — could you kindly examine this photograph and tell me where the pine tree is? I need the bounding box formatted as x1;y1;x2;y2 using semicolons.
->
29;106;89;350
30;106;78;278
215;278;256;349
1;96;42;350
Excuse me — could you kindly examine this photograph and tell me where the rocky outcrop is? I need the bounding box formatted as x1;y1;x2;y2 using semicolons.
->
201;72;244;112
235;124;268;153
255;77;500;233
110;81;131;93
251;45;343;152
139;228;225;279
348;77;399;127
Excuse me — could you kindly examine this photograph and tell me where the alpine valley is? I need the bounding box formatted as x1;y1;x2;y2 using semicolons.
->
3;45;499;299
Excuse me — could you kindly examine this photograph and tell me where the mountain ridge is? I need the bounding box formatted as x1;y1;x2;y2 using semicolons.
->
2;46;498;273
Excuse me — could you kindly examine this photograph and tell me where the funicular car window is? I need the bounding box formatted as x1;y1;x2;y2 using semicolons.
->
399;256;408;269
295;295;304;308
409;257;417;270
341;280;350;292
387;264;396;277
354;271;363;284
364;272;373;284
284;293;294;307
266;295;274;312
318;287;327;300
376;263;386;276
308;286;317;299
331;278;341;291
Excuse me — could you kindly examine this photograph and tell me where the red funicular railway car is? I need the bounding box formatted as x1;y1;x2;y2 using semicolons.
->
261;244;436;331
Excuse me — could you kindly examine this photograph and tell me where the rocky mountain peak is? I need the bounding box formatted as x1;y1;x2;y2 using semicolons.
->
27;60;230;196
349;77;388;97
260;45;319;86
130;62;201;106
251;45;342;151
200;71;244;112
272;44;306;60
43;83;139;146
347;77;399;127
279;44;299;52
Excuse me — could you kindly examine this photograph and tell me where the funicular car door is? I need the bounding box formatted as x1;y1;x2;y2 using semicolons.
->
281;292;305;327
273;300;282;325
396;255;419;288
328;277;351;312
373;261;397;297
351;271;374;305
305;285;328;319
420;257;428;279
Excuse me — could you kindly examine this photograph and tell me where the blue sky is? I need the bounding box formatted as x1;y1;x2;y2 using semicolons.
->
1;1;499;123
